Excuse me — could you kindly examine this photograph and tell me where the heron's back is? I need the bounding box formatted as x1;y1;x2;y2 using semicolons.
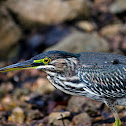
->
77;52;126;99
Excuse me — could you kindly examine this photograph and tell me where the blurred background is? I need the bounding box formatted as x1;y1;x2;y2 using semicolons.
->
0;0;126;125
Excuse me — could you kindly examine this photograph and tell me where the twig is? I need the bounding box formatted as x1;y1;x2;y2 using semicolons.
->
60;114;65;126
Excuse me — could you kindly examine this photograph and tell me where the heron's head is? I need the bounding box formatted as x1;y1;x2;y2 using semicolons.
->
0;51;79;73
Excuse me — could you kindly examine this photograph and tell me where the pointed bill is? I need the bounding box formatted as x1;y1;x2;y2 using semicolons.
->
0;60;36;72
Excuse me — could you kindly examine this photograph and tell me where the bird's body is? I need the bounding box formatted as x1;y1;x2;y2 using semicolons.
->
40;52;126;104
0;50;126;126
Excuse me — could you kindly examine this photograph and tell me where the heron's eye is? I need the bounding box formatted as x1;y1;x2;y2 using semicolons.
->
43;57;50;64
33;57;51;65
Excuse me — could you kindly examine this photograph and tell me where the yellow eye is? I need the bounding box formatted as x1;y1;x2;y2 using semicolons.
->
33;57;51;65
44;57;50;64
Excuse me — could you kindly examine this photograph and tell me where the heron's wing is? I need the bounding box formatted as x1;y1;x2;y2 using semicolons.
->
78;64;126;98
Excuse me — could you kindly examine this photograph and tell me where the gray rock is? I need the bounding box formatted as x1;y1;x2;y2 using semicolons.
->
5;0;90;26
0;6;21;59
44;31;110;53
109;0;126;14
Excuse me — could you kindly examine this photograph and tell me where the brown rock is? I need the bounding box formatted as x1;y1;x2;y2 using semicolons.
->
77;21;96;32
70;112;91;126
52;119;71;126
32;77;55;95
5;0;90;26
0;6;21;59
9;107;25;124
67;96;102;114
100;24;121;37
1;95;16;110
67;96;87;113
26;110;42;123
0;104;4;111
13;88;30;101
53;105;67;112
100;23;126;38
121;37;126;50
0;82;13;96
48;111;70;124
120;24;126;34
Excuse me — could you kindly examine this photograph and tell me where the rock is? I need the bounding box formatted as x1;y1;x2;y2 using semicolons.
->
0;82;13;100
67;96;102;115
121;36;126;51
13;88;30;101
0;104;4;111
0;6;21;59
67;96;87;113
26;110;42;123
1;95;16;110
109;0;126;14
45;31;110;53
8;107;25;124
120;24;126;34
100;23;126;38
32;77;55;95
100;24;121;37
100;23;126;52
116;105;126;111
5;0;90;26
53;119;71;126
76;21;96;32
48;111;70;125
0;86;6;100
70;112;91;126
53;105;67;112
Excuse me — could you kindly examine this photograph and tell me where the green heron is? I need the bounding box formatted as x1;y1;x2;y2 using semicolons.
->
0;50;126;126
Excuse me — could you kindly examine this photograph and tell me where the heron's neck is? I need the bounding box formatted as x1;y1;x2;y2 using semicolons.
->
46;69;85;96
